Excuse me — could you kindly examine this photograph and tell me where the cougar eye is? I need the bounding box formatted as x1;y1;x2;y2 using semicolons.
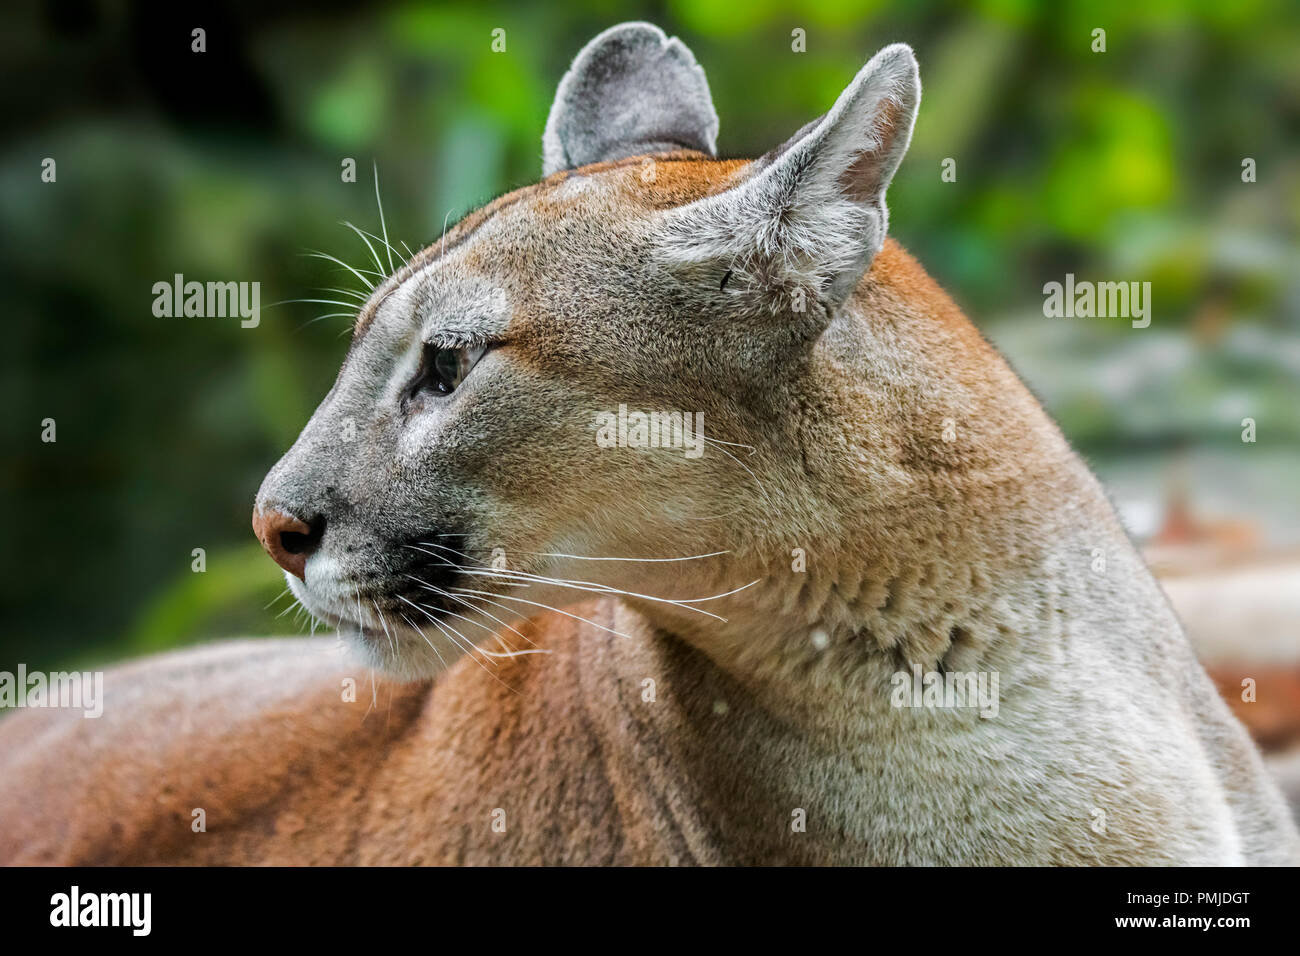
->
418;343;487;395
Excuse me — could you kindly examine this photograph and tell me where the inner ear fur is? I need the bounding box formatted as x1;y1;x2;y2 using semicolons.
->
658;43;921;314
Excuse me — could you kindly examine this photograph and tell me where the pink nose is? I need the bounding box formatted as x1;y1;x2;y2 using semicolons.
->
252;507;319;581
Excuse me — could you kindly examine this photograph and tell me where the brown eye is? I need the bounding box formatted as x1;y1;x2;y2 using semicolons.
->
420;343;487;395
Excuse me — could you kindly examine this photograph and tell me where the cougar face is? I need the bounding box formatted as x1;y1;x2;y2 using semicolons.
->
254;23;920;677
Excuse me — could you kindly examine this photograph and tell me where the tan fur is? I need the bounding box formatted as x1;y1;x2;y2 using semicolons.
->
1;220;1295;863
3;40;1297;866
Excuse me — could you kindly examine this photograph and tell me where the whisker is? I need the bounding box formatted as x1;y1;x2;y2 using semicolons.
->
300;250;376;290
318;285;371;302
348;222;406;270
478;645;551;659
411;542;736;621
263;586;293;611
401;544;532;588
504;549;731;564
373;162;395;275
398;610;449;670
265;297;362;309
701;435;756;454
394;594;502;677
438;209;453;255
341;220;387;277
699;435;776;515
425;612;516;688
403;574;535;647
354;583;369;630
400;581;509;647
450;587;633;640
299;311;358;330
654;579;761;603
371;599;397;658
445;588;555;641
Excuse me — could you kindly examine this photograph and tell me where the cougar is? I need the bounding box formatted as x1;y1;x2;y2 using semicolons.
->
2;23;1295;865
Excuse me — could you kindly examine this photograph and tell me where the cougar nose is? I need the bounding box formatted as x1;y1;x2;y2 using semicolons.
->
252;507;323;581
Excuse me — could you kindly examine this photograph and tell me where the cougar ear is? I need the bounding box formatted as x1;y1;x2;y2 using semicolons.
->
662;43;920;311
543;22;719;175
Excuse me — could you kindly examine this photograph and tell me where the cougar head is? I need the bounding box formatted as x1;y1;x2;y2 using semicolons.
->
254;22;920;677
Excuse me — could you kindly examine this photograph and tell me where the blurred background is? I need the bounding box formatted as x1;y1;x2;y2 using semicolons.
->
2;0;1298;775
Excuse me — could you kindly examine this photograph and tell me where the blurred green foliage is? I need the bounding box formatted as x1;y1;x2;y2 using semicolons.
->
1;0;1297;671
